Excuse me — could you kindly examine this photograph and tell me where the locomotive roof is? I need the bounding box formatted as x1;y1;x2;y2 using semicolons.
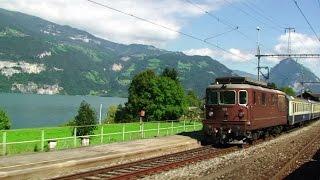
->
215;77;268;87
207;83;285;95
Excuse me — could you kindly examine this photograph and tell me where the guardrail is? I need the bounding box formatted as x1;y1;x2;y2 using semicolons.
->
0;120;202;156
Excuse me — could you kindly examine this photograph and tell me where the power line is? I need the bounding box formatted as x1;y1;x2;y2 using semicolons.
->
244;1;286;29
292;0;320;42
223;0;279;31
184;0;255;42
240;1;284;30
183;0;236;29
204;26;238;41
86;0;251;61
184;0;275;58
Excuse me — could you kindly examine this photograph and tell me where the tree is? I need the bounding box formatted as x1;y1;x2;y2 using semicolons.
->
281;86;296;96
74;101;97;136
114;104;133;123
147;76;187;120
0;108;10;130
268;82;277;89
127;69;156;119
125;69;187;121
184;90;203;120
186;90;202;108
161;67;179;82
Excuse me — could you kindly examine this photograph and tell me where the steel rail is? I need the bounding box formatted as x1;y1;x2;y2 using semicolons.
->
51;146;236;180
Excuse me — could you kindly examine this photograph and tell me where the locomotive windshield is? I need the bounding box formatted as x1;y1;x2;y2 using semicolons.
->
206;90;236;105
206;90;218;104
220;91;236;104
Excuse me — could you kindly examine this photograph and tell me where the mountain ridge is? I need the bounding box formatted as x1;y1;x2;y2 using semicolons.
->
269;58;320;93
0;8;235;97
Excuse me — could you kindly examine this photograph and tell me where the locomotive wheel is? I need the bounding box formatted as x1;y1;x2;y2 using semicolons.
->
263;131;270;139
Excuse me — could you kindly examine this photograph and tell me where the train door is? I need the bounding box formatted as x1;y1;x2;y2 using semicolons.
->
238;90;249;122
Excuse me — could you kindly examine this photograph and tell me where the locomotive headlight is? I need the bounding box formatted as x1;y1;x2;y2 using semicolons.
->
238;112;244;118
208;111;214;117
238;109;244;118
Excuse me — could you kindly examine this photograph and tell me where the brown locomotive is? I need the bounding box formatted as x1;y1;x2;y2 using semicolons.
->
203;77;289;144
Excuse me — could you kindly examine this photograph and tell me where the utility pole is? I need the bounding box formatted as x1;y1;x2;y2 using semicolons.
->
285;27;295;56
256;27;261;81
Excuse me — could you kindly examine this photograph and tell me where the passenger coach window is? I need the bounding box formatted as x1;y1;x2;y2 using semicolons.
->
220;91;235;104
239;91;247;105
206;90;218;105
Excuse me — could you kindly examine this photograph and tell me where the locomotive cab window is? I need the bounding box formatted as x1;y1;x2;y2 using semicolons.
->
239;90;247;105
220;91;236;105
206;89;218;105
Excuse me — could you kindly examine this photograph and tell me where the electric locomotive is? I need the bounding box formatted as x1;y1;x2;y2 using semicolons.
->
203;77;320;145
203;77;287;144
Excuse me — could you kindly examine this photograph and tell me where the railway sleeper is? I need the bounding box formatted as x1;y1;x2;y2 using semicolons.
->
113;169;135;173
83;176;102;180
96;174;115;178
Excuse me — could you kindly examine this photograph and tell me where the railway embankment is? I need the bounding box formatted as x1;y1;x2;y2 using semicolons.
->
144;120;320;180
0;135;201;180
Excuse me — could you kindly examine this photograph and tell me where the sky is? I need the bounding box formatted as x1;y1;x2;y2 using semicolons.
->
0;0;320;77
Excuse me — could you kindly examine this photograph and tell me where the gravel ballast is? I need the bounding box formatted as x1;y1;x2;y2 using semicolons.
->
144;120;320;180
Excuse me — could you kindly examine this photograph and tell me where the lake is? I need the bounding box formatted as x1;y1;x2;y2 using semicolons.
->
0;93;127;129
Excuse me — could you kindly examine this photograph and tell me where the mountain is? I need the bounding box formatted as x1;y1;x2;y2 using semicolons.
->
232;70;257;79
0;8;235;97
269;58;320;93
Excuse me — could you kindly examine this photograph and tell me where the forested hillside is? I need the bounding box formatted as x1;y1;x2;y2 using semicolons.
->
0;8;235;97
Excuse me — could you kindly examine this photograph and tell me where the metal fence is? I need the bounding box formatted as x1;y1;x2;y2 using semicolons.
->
0;120;202;156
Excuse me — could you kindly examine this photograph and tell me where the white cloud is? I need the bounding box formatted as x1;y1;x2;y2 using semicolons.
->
183;47;254;62
265;32;320;63
275;32;319;54
0;0;229;46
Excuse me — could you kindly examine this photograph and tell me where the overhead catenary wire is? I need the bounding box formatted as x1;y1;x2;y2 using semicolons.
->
233;0;314;55
184;0;276;60
223;0;280;32
86;0;252;62
243;1;286;29
184;0;236;29
184;0;265;45
292;0;320;42
204;26;239;41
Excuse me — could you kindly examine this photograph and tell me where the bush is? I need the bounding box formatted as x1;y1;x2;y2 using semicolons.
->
60;118;76;127
104;105;118;123
73;101;97;136
0;108;11;130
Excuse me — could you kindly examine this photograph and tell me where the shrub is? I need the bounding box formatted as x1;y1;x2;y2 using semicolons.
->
73;101;97;137
0;108;11;130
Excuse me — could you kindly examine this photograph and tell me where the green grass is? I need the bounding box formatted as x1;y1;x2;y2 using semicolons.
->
0;121;202;156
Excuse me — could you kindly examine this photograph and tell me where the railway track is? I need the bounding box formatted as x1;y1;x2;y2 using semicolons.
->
52;146;236;180
271;129;320;179
52;123;320;180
